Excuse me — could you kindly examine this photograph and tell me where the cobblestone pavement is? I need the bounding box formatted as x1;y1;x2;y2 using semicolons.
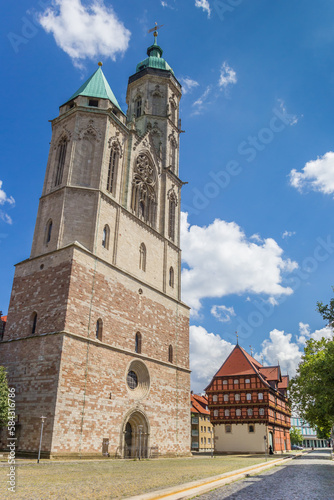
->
198;450;334;500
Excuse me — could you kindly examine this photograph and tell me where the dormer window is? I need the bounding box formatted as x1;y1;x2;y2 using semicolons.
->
89;99;99;107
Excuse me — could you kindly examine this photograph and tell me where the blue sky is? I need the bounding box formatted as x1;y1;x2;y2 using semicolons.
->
2;0;334;391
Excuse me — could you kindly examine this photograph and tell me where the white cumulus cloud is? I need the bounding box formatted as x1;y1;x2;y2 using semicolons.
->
179;77;200;95
195;0;211;17
211;305;236;323
192;85;212;115
38;0;131;68
190;325;233;393
0;181;15;225
289;151;334;195
181;212;298;316
219;61;237;89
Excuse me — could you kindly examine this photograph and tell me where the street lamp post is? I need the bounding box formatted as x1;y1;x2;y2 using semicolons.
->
37;416;46;463
138;425;143;460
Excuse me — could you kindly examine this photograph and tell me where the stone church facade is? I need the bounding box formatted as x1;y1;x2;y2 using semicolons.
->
0;32;191;457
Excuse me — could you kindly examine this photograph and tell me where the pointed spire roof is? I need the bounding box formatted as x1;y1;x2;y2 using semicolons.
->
64;64;123;113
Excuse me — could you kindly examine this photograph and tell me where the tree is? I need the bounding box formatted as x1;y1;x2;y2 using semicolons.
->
0;366;9;427
289;337;334;436
290;426;303;446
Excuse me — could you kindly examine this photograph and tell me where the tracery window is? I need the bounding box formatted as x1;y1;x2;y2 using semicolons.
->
136;97;142;118
168;191;177;242
107;144;119;195
139;243;146;271
54;138;67;186
131;154;157;227
169;140;177;172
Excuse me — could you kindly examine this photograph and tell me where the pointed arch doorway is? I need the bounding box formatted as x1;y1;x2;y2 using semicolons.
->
122;410;150;458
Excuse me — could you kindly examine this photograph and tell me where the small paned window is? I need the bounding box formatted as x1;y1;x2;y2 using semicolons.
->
31;312;37;335
259;408;265;416
223;380;228;385
96;319;103;341
224;394;229;402
135;332;142;354
258;392;263;400
234;379;239;384
234;393;240;401
247;408;253;416
212;395;218;402
214;410;218;417
246;393;252;401
139;243;146;271
168;344;173;363
225;409;230;417
225;425;232;433
249;425;255;433
236;409;241;416
89;99;98;107
245;378;250;384
127;370;138;390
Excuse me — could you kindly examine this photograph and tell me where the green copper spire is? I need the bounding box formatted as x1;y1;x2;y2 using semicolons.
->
64;63;123;112
136;30;174;75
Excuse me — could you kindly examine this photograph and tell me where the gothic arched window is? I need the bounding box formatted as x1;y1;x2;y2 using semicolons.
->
168;191;177;242
45;219;53;245
152;94;161;115
169;267;174;288
131;154;157;227
168;345;173;363
107;144;119;195
54;138;67;186
102;225;110;249
96;319;103;341
135;332;142;354
136;97;142;118
169;140;177;172
170;102;176;124
139;243;146;271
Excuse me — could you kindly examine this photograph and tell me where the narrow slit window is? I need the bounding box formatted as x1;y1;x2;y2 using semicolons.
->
107;146;119;195
168;345;173;363
31;312;37;335
139;243;146;271
96;319;103;341
169;267;174;288
102;225;110;249
135;332;142;354
46;220;53;244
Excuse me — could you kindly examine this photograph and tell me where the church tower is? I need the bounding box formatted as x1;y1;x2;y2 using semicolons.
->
0;31;190;458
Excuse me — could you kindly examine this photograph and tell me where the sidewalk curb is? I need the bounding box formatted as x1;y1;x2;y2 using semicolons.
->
125;454;305;500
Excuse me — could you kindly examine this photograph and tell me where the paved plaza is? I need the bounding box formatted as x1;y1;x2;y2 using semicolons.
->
198;450;334;500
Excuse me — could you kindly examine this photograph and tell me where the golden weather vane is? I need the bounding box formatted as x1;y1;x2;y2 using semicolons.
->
249;345;253;356
148;22;165;37
236;331;238;345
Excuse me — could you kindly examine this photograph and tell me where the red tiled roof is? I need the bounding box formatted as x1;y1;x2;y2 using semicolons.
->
259;366;281;382
206;344;288;393
191;394;210;415
278;375;289;389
